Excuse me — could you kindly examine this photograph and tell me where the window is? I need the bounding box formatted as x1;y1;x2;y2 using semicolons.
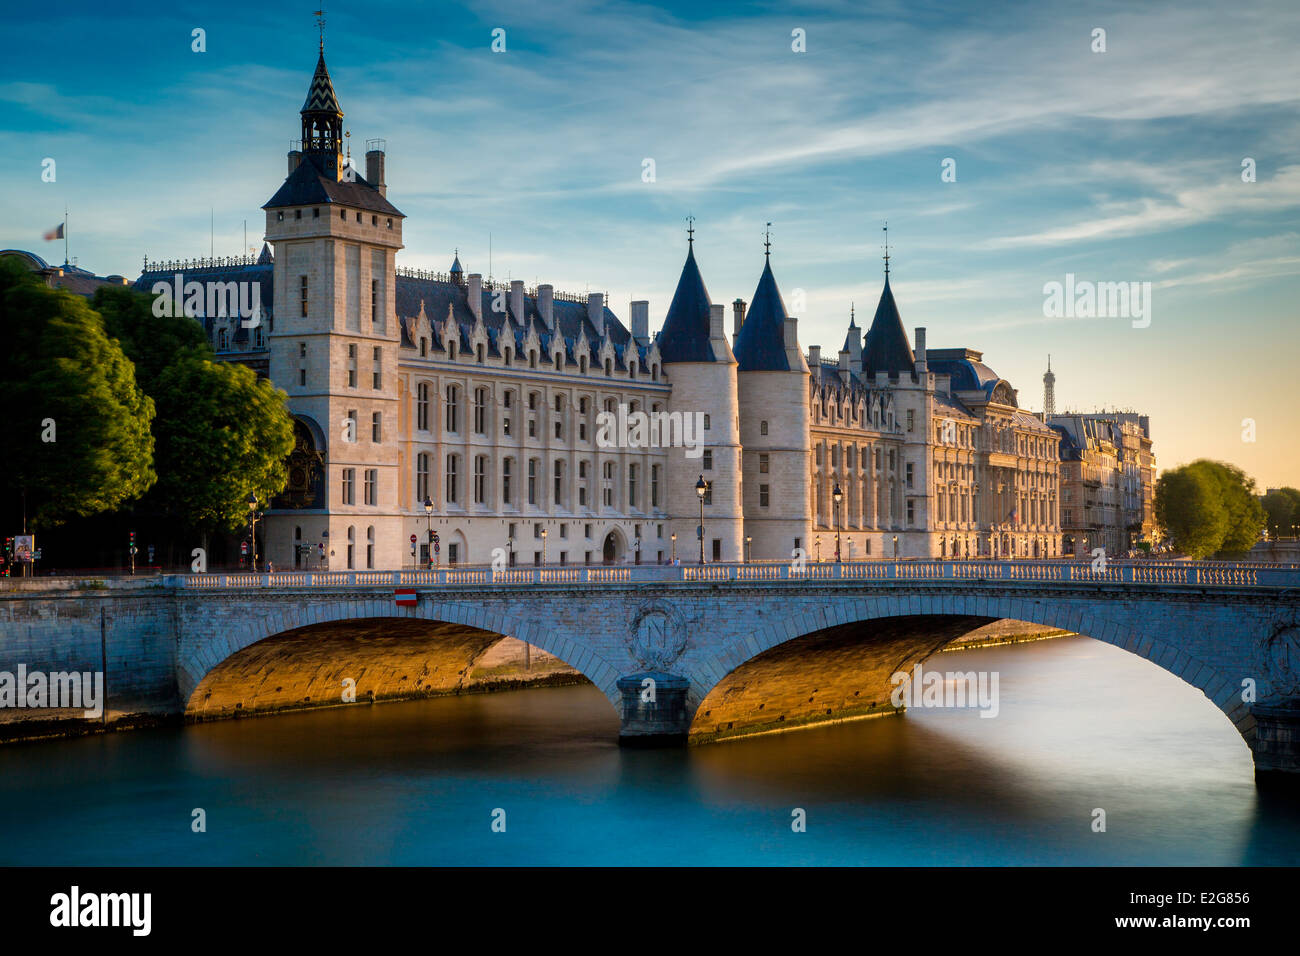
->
760;420;768;436
346;409;358;442
371;411;381;443
370;280;378;323
473;387;488;434
651;465;661;508
907;409;915;432
417;453;430;502
760;484;770;507
417;383;430;431
341;468;355;505
905;462;913;488
445;385;459;432
759;453;769;474
445;455;459;504
364;469;376;505
703;481;713;506
448;543;459;565
347;526;355;569
502;459;513;505
474;456;487;505
299;342;307;358
703;414;711;430
703;450;713;471
366;526;375;569
712;539;721;562
554;460;564;507
628;464;638;508
299;369;307;386
348;345;357;388
602;461;614;507
313;208;320;218
299;276;308;317
528;459;537;505
372;347;382;389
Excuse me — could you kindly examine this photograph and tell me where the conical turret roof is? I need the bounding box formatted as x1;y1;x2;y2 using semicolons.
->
656;244;716;363
734;257;793;371
301;51;342;116
862;277;914;377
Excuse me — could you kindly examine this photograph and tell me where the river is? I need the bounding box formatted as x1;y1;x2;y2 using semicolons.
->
1;635;1296;865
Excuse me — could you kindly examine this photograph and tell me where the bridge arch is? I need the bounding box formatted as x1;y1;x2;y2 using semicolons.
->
178;595;622;720
689;590;1250;746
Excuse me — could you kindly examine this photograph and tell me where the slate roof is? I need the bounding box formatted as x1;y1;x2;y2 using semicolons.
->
263;152;404;217
302;52;342;116
733;257;792;372
133;262;274;346
862;277;914;377
655;245;716;363
927;354;1003;398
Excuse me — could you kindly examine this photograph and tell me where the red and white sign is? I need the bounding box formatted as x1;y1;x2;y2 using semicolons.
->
394;588;418;607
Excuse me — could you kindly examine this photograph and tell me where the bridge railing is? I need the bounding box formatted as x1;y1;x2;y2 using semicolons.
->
164;559;1300;590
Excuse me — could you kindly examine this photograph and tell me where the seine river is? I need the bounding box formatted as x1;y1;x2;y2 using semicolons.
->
1;636;1297;866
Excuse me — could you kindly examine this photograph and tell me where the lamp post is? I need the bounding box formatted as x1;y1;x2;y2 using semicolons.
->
892;533;898;559
633;537;640;565
745;535;752;563
541;527;548;565
423;496;434;570
670;532;677;564
247;494;261;570
833;482;843;563
695;475;707;564
506;536;514;568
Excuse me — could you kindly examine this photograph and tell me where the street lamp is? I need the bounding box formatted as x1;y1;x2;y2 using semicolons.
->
506;536;513;568
541;527;548;564
423;496;434;569
695;475;708;564
633;537;640;565
832;482;843;563
670;532;677;564
246;494;261;570
745;535;752;563
892;533;899;559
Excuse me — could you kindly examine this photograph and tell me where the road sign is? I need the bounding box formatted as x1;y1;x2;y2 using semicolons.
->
410;534;417;543
240;542;248;555
394;588;417;607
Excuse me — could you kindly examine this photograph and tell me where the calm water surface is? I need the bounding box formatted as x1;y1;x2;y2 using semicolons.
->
1;636;1297;865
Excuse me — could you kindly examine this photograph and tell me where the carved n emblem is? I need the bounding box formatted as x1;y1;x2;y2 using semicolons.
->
630;604;686;670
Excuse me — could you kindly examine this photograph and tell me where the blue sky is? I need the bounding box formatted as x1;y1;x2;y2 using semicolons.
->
2;0;1297;486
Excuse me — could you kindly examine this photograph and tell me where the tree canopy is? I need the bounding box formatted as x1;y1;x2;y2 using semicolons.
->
1155;459;1265;558
0;259;155;529
1262;487;1300;538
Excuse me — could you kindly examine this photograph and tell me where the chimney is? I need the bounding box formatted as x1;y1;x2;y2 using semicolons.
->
709;303;726;345
914;327;927;374
784;316;804;370
510;280;525;326
467;274;482;322
839;349;851;384
630;300;649;344
587;292;605;339
288;150;303;175
538;284;554;330
732;298;747;337
365;147;386;197
808;344;821;368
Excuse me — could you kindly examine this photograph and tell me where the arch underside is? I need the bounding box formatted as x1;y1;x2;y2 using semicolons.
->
691;614;995;742
186;618;589;720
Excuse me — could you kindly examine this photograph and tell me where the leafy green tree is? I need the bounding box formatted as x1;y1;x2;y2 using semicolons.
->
0;259;155;529
1262;487;1300;538
1155;459;1265;558
92;284;209;389
148;352;295;531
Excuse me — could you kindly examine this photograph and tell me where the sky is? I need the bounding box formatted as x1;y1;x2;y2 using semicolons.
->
1;0;1297;488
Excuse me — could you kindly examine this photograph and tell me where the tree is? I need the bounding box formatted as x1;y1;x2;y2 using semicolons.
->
1262;487;1300;538
0;259;155;529
148;352;295;531
1155;459;1265;558
91;284;209;390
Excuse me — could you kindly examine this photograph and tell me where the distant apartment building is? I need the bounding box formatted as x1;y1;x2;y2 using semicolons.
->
1048;411;1155;556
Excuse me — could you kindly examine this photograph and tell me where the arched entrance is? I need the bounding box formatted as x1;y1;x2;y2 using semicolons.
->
602;531;621;564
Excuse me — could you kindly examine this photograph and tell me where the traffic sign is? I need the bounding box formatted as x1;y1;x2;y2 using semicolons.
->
410;534;417;543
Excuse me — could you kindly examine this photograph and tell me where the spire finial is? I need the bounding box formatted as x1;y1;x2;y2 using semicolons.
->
764;221;772;260
882;221;890;278
314;9;325;52
850;301;855;325
686;215;695;247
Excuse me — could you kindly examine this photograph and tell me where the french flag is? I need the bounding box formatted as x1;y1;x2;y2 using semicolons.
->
43;223;64;241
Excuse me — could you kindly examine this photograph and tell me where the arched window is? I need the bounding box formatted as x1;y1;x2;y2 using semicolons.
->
416;452;430;502
445;385;459;432
416;382;430;431
346;526;355;570
473;387;488;434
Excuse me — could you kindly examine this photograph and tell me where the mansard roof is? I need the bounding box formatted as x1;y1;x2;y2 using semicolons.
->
733;257;793;372
655;244;716;363
862;277;914;377
301;52;342;116
262;152;404;217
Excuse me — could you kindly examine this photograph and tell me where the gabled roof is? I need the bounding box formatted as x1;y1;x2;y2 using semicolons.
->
862;277;914;377
734;257;793;372
656;244;716;363
302;52;342;116
263;152;404;216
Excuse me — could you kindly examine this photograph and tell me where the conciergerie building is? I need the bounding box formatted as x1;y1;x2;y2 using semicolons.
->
131;40;1066;570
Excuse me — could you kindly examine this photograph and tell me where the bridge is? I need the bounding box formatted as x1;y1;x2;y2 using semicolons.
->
3;559;1299;785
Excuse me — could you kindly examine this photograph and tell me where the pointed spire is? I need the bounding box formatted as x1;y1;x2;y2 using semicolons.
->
882;221;890;278
764;222;772;260
657;239;716;363
256;242;274;265
735;253;793;371
862;273;913;378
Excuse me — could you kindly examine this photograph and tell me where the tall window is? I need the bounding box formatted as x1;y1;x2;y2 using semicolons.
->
602;462;615;507
553;460;564;507
348;345;357;388
474;387;487;434
759;453;769;474
370;280;378;323
760;420;768;436
341;468;355;505
474;456;487;505
628;464;638;509
372;346;382;389
366;526;375;569
445;455;459;504
346;526;354;569
417;383;430;431
371;411;381;443
502;458;513;505
445;385;459;432
651;465;660;508
416;453;430;502
703;450;713;471
299;276;308;317
527;459;537;505
364;469;377;505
